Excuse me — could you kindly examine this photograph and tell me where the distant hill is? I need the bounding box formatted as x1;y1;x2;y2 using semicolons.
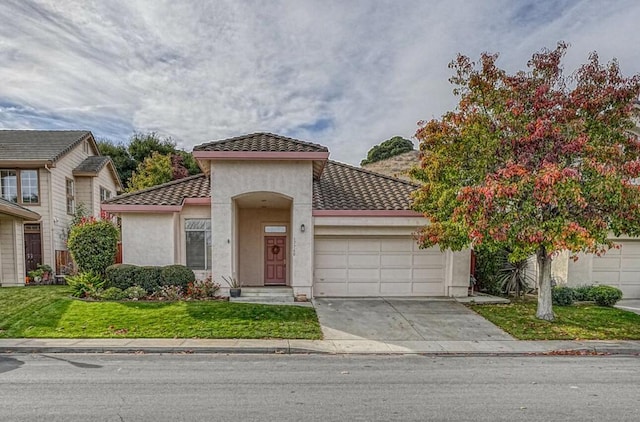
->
361;150;420;182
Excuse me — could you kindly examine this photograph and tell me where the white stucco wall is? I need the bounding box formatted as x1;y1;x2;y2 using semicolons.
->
121;213;176;266
208;160;314;296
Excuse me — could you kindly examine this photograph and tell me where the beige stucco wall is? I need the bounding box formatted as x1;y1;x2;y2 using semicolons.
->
0;216;25;286
208;160;314;297
121;213;176;266
237;207;290;286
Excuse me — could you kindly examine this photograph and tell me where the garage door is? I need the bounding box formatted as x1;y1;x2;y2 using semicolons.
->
314;236;446;297
592;240;640;299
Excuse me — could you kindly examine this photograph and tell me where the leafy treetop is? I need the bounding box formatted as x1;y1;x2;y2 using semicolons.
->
410;42;640;320
361;136;414;166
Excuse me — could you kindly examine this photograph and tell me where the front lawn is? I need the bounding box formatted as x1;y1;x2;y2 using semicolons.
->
0;286;322;339
469;301;640;340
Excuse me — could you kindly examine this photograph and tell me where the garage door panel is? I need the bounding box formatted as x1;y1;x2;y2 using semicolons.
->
348;268;379;279
348;239;380;252
381;254;412;267
381;268;412;280
315;254;347;268
348;254;379;267
591;240;640;299
381;239;412;252
314;236;446;297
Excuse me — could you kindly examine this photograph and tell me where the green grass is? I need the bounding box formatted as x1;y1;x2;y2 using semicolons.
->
0;286;322;339
469;300;640;340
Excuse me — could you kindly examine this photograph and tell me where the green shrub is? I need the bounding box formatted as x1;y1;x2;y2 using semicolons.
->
573;285;595;302
66;271;105;298
67;217;119;275
160;265;195;289
134;266;162;293
590;285;623;307
99;287;126;301
105;264;139;290
124;286;147;300
552;286;575;306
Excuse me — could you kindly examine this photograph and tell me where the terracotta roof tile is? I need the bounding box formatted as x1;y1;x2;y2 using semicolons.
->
106;161;418;211
0;130;91;162
103;174;210;206
193;132;329;153
313;161;418;210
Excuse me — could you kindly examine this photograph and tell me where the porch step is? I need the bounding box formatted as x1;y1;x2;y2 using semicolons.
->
239;287;294;297
228;287;295;304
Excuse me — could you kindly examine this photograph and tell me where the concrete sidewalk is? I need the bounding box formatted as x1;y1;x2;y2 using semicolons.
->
1;338;640;355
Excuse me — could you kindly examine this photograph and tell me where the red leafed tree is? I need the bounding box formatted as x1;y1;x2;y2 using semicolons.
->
411;42;640;320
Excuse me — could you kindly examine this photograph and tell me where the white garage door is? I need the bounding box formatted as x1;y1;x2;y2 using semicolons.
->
592;240;640;299
314;236;446;297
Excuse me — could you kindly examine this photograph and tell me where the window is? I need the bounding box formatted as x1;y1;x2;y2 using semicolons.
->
100;187;111;202
1;169;39;205
66;178;75;214
185;219;211;270
264;225;286;233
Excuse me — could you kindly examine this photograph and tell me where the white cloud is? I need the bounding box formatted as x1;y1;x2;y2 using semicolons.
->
0;0;639;164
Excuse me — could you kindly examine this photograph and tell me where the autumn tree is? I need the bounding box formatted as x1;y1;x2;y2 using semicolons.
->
411;42;640;321
97;139;138;183
361;136;414;165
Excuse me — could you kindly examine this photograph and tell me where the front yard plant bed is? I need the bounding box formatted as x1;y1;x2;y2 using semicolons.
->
0;286;322;339
469;301;640;340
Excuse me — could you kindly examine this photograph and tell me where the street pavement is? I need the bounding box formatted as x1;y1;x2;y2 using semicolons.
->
1;354;639;421
1;297;639;355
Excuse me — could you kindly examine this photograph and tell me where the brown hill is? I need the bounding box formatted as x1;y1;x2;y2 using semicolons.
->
361;150;420;182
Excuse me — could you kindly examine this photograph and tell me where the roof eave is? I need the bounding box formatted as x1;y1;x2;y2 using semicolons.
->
0;203;41;220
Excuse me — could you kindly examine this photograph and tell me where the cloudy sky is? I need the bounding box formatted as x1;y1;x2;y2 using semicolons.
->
1;0;639;164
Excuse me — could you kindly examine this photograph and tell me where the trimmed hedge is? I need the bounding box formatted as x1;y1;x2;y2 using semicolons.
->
67;218;119;275
104;263;194;293
160;265;195;289
552;286;575;306
590;285;623;307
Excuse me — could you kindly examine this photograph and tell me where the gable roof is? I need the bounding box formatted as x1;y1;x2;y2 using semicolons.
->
0;130;92;163
103;161;418;213
313;161;418;211
0;198;41;221
193;132;329;153
103;174;210;208
73;156;111;175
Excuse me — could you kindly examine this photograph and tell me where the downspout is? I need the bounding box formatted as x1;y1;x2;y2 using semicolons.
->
44;164;55;271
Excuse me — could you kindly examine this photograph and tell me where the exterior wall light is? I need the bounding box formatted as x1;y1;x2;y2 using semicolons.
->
300;224;306;232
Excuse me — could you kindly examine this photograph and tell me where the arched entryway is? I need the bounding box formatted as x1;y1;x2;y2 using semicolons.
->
233;192;292;287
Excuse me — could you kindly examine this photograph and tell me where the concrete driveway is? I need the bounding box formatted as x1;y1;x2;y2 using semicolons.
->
314;298;513;342
616;300;640;315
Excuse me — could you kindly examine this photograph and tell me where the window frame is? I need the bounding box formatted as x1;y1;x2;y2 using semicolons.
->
66;178;75;215
184;219;212;271
0;168;40;206
100;186;112;202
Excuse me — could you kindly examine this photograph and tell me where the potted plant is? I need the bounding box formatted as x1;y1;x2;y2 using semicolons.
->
28;264;53;284
221;276;241;298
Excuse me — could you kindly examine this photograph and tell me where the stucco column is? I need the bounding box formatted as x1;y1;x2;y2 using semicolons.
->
445;249;471;297
290;203;313;298
210;200;234;286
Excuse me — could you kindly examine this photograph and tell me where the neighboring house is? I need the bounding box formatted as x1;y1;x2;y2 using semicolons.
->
103;133;470;298
0;130;123;286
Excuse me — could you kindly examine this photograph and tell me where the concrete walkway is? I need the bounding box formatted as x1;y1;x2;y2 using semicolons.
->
1;338;639;355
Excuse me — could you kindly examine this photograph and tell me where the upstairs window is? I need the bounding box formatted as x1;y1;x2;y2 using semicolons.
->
66;178;75;215
100;187;112;202
1;169;39;205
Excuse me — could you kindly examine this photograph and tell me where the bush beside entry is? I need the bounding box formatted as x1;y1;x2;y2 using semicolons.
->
67;217;119;275
104;263;195;293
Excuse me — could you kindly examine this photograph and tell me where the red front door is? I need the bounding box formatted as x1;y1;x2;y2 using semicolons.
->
264;236;286;285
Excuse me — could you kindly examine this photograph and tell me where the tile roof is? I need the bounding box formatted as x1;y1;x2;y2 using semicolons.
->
0;130;91;162
313;161;418;210
73;156;111;175
193;132;329;153
0;198;41;220
103;174;210;206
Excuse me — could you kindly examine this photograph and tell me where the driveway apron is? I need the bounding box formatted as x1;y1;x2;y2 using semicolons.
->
314;298;513;342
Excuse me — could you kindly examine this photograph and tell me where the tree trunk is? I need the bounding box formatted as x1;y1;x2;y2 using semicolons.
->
536;246;555;321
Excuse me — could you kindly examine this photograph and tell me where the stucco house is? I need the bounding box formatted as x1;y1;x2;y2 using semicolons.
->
103;133;470;299
0;130;122;286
